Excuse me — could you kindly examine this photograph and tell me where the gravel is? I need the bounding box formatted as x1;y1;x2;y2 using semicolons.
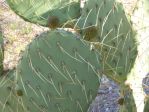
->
89;75;120;112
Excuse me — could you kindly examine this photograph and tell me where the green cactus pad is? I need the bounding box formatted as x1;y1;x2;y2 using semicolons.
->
14;30;101;112
0;27;4;76
0;69;24;112
119;86;137;112
6;0;80;28
144;97;149;112
75;0;137;83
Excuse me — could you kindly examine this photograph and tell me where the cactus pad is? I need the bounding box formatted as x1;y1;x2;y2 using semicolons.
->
0;69;22;112
119;86;137;112
6;0;80;28
75;0;137;83
144;97;149;112
14;30;101;112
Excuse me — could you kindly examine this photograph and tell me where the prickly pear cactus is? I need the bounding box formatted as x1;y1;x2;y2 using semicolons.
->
6;0;80;28
0;27;4;76
119;86;137;112
0;69;21;112
13;30;101;112
144;97;149;112
75;0;137;83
